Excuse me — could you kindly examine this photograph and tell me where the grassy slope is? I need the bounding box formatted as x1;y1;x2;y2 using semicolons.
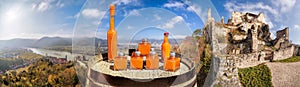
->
274;56;300;63
0;58;24;71
238;64;273;87
18;52;43;59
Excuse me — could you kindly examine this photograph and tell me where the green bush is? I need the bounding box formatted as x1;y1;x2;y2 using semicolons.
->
238;64;273;87
197;44;212;87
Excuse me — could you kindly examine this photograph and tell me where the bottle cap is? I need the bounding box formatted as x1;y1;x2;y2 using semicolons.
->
164;32;169;36
110;4;115;16
135;51;141;56
142;38;148;42
150;48;154;51
150;48;156;55
110;4;115;10
150;51;156;55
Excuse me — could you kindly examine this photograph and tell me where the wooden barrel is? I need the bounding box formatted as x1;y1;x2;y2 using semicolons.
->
84;58;197;87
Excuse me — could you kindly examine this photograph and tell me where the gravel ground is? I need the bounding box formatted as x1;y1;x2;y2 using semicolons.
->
266;62;300;87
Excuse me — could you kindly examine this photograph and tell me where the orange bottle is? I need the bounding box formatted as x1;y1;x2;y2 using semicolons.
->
130;51;143;70
146;48;159;70
162;32;171;62
114;52;127;70
138;38;151;56
164;52;180;71
107;4;117;62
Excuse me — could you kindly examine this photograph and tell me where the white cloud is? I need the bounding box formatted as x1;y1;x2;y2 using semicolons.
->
75;13;80;18
31;4;37;10
154;14;161;21
163;1;207;22
271;0;296;13
112;0;140;6
31;0;57;12
270;30;276;39
31;0;67;12
159;16;183;29
163;2;184;9
294;25;300;29
0;32;73;40
264;15;274;29
127;26;133;30
173;35;186;39
124;9;140;17
66;12;80;19
81;8;105;18
37;2;50;12
224;0;297;26
183;1;207;22
56;0;64;8
92;21;100;25
224;2;278;16
224;2;281;29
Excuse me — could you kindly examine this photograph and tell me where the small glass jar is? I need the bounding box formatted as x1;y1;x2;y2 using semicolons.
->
113;52;127;71
164;52;180;71
146;48;159;70
138;38;151;56
130;51;143;70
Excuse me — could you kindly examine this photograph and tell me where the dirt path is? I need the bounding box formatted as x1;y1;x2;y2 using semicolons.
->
266;62;300;87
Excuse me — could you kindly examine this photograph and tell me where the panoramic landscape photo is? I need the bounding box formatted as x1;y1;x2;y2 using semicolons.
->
0;0;300;87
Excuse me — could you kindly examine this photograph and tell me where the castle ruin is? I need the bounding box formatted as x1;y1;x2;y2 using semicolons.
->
203;9;300;87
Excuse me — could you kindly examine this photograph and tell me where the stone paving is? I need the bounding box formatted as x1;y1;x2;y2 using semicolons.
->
266;62;300;87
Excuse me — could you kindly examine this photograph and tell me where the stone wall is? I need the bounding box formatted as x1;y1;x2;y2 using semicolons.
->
273;45;295;60
204;52;271;87
234;52;269;68
293;45;300;56
204;20;242;87
204;55;241;87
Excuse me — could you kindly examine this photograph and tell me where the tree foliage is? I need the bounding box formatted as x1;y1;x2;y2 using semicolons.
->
0;59;80;87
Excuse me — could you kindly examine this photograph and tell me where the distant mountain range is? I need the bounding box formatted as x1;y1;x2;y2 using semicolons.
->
0;37;73;49
0;36;185;49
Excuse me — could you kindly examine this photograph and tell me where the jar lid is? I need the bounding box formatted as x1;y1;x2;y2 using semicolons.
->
170;52;175;57
135;51;141;56
118;52;124;56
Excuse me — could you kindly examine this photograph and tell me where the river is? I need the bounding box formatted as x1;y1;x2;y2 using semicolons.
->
28;48;75;61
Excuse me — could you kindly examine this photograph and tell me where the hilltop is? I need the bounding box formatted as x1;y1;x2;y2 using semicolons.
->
0;58;80;87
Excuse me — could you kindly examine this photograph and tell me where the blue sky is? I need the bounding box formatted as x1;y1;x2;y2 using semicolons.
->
0;0;300;44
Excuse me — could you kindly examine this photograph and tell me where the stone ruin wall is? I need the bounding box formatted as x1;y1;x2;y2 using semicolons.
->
204;55;242;87
204;10;299;87
233;52;269;68
295;45;300;56
273;45;295;61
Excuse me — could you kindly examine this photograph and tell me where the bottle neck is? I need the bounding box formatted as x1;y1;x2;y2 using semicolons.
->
110;15;115;30
164;36;169;43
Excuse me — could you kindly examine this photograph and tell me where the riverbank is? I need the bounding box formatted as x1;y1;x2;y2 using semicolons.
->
27;48;74;61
